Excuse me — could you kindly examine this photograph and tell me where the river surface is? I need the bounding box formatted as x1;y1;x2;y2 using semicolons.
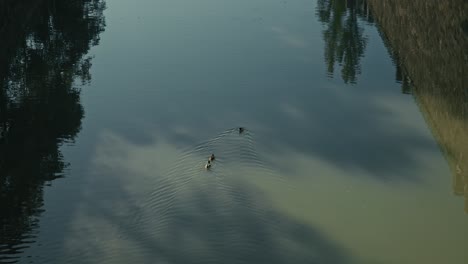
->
1;0;467;263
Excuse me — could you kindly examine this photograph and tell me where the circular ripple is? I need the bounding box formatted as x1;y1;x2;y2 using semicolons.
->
125;128;287;259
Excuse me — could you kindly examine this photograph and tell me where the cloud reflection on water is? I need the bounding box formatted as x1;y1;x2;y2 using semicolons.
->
59;130;357;264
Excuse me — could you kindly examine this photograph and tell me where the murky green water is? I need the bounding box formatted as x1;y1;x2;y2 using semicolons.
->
1;0;467;263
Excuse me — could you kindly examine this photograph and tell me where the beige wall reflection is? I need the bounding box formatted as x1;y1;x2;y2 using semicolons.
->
367;0;468;213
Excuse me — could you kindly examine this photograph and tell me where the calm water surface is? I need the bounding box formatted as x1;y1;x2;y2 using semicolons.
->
1;0;467;263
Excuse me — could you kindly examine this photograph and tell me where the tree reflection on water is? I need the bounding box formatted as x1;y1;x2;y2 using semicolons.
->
0;0;106;262
316;0;373;84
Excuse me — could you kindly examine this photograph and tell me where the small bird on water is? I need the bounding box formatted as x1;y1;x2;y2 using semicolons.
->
205;160;212;169
239;127;245;134
209;154;215;161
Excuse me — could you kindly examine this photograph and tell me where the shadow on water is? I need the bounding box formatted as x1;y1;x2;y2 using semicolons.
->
0;0;106;262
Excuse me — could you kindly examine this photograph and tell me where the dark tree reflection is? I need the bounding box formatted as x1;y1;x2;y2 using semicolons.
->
316;0;372;84
0;0;106;262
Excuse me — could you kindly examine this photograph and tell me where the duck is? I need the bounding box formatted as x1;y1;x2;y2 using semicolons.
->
209;154;215;161
205;160;212;169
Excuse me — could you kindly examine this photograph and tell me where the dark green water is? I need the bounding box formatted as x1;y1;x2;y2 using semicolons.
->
1;0;467;263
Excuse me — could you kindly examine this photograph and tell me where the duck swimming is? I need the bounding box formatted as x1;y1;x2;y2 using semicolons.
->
209;154;215;161
205;160;212;169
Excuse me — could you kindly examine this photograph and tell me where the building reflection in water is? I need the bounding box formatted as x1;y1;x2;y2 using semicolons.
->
367;0;468;213
317;0;468;212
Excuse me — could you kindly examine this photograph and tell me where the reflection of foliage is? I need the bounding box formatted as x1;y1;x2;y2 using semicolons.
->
0;0;106;261
316;0;372;84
